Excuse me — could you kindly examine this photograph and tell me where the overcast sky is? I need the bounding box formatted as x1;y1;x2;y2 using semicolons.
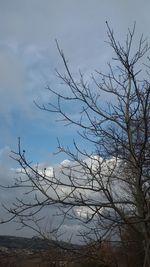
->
0;0;150;238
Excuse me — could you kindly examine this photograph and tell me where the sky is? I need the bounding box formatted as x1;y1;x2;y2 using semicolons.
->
0;0;150;239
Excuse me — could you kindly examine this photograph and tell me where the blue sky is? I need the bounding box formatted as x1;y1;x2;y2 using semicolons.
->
1;0;150;163
0;0;150;237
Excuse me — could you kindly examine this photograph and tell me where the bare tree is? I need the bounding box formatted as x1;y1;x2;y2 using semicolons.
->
1;23;150;266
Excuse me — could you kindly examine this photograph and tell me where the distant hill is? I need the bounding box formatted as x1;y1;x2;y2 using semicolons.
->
0;235;51;250
0;235;81;251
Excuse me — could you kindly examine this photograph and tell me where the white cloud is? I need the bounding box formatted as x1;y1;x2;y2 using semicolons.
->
0;149;111;236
